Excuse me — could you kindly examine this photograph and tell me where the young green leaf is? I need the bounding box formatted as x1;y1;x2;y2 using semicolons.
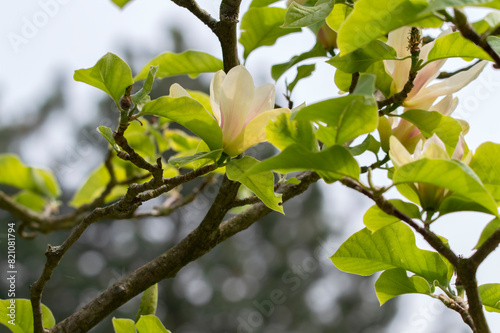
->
294;74;378;145
478;283;500;313
327;40;398;73
423;0;500;14
470;142;500;203
138;96;223;151
135;284;158;322
363;199;421;232
226;156;284;214
330;222;450;285
0;299;55;332
97;126;120;152
334;68;352;92
168;149;223;169
337;0;441;55
427;32;492;62
266;113;318;152
325;3;352;31
287;64;316;93
282;0;334;28
271;41;326;81
0;154;60;198
249;0;280;7
375;268;432;305
134;51;223;81
111;0;133;8
132;65;158;110
474;217;500;249
349;134;381;156
13;190;49;213
393;159;499;216
244;144;360;182
136;315;171;333
74;53;134;104
240;7;301;59
112;318;137;333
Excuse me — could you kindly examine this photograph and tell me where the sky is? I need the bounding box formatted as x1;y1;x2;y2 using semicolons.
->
1;0;500;332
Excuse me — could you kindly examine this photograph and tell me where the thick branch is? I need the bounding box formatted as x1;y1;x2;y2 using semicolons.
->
377;70;417;110
169;0;218;30
435;294;475;331
47;171;319;332
215;0;242;71
453;8;500;68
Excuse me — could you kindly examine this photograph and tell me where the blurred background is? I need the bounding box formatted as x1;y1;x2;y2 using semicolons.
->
1;0;499;332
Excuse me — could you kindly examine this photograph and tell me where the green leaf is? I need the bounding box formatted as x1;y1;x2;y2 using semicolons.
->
472;12;500;34
245;144;360;182
226;157;284;213
330;222;450;285
134;51;223;81
168;149;223;168
327;40;398;73
135;284;158;322
478;283;500;313
375;268;432;305
349;134;380;156
325;3;352;31
294;75;378;145
474;217;500;249
424;0;500;13
487;35;500;54
13;190;48;213
337;0;441;55
74;53;133;104
97;126;119;152
240;7;301;59
363;199;421;232
0;154;60;198
113;318;137;333
470;142;500;203
393;159;499;216
70;162;128;207
439;193;494;216
288;64;316;93
352;72;375;95
427;32;492;62
334;68;352;92
271;41;326;81
111;0;133;8
0;299;55;333
266;113;318;152
136;315;171;333
282;0;334;28
398;109;464;154
138;96;223;151
366;61;394;98
132;66;158;111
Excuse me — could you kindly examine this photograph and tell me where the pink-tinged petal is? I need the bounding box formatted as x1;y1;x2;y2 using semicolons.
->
224;108;290;157
406;61;487;108
220;65;255;143
407;58;446;100
245;83;275;126
389;136;414;168
169;83;190;97
210;70;226;125
451;133;465;161
430;95;458;116
385;26;412;93
421;134;449;160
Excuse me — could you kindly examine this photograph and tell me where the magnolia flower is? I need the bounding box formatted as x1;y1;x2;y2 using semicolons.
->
170;65;289;157
390;134;471;212
384;26;486;152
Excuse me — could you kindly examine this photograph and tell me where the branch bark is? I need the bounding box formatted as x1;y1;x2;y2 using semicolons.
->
47;171;319;332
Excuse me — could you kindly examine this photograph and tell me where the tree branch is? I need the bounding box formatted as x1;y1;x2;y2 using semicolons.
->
47;171;319;332
453;8;500;68
169;0;218;30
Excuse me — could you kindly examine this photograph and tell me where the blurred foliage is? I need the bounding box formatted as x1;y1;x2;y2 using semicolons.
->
0;28;398;333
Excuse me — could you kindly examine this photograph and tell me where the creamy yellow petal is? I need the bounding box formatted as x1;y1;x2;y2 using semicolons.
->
389;135;414;168
224;108;290;157
210;70;226;124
